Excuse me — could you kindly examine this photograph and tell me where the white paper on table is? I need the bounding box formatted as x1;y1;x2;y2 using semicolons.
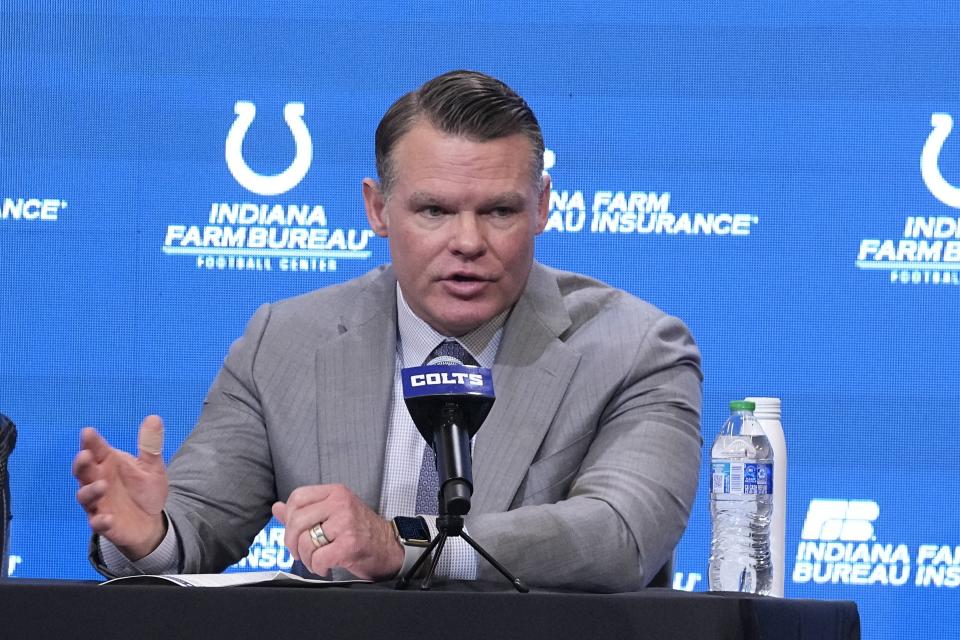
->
100;570;370;588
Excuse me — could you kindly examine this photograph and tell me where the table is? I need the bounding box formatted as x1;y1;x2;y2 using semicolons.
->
0;579;860;640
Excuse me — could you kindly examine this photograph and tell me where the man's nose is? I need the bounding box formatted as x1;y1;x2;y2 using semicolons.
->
449;212;486;257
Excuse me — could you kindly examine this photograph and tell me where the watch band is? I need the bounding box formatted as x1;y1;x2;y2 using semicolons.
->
393;516;432;580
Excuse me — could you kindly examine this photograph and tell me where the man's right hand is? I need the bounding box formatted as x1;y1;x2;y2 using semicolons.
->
73;415;170;560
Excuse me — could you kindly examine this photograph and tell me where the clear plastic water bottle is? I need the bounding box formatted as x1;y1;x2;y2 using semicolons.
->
709;400;773;594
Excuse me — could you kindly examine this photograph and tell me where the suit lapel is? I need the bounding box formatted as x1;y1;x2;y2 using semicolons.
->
314;268;397;509
473;264;581;514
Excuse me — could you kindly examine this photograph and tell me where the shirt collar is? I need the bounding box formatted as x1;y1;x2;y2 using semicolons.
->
396;284;507;368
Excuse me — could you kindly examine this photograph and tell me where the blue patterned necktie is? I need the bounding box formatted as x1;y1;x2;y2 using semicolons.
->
414;340;478;515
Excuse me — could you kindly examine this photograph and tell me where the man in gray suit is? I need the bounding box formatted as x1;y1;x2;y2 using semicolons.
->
73;70;702;591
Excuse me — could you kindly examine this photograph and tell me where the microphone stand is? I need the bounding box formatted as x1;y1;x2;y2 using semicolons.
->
396;404;528;593
395;506;528;593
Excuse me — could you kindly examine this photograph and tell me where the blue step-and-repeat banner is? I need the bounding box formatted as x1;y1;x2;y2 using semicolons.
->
2;3;959;638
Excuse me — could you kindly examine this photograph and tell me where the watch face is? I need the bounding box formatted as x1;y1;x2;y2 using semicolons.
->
394;516;430;546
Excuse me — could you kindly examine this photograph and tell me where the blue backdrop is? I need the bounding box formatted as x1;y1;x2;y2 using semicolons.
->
3;3;959;638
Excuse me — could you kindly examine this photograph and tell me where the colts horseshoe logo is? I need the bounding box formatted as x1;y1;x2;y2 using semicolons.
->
225;101;313;196
920;113;960;209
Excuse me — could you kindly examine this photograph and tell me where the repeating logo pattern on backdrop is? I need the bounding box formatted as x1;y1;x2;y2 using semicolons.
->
856;113;960;286
230;526;293;572
226;101;313;197
1;198;66;223
793;499;960;588
542;150;760;237
161;101;376;273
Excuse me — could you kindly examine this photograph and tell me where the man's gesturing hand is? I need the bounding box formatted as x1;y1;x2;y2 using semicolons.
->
272;484;404;581
73;415;169;560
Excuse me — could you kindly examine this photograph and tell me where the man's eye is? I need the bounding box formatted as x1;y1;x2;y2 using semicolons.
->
419;206;445;217
489;207;516;218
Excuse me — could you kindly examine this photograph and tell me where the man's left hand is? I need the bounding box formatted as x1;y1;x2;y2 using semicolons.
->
272;484;404;581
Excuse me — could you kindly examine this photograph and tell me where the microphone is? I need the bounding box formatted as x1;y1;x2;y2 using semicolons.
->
402;361;494;516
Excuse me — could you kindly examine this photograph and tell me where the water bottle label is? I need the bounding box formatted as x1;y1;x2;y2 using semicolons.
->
711;461;773;495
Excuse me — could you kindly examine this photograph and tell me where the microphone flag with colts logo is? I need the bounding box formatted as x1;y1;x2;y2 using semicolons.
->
402;364;493;397
401;364;495;440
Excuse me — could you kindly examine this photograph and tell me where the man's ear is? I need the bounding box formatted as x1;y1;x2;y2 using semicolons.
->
534;173;551;234
362;178;389;237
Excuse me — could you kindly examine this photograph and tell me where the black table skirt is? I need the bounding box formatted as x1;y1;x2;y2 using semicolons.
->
0;579;860;640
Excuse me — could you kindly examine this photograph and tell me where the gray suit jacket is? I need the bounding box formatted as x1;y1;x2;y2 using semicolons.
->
160;262;702;592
